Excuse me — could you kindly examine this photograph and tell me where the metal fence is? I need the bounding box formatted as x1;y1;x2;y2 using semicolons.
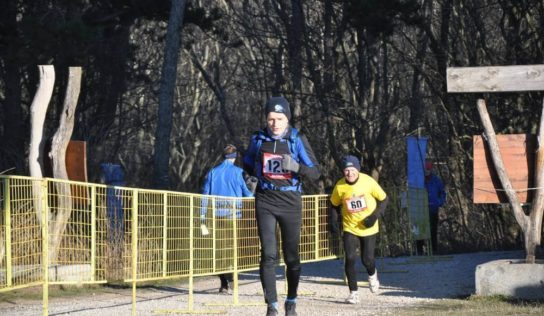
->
0;175;428;315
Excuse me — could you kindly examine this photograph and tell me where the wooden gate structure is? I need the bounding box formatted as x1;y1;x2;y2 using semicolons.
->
447;64;544;263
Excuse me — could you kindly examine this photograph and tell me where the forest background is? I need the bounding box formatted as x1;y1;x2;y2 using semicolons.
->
0;0;543;254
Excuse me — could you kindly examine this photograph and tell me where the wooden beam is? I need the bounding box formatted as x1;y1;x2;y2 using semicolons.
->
447;65;544;92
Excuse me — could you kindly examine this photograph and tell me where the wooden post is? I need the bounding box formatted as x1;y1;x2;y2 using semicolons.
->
527;99;544;263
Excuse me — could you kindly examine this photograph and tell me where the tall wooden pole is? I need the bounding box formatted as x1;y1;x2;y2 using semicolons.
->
527;98;544;263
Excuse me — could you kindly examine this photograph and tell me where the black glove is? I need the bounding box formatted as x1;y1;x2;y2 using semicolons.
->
363;213;378;228
329;218;340;236
328;206;341;236
246;176;258;194
363;197;388;228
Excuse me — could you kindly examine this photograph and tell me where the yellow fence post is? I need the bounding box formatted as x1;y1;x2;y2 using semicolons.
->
41;179;49;316
91;185;97;282
212;196;216;273
163;192;168;278
192;196;199;311
4;178;12;287
131;189;138;316
188;195;194;311
232;200;239;305
314;196;319;260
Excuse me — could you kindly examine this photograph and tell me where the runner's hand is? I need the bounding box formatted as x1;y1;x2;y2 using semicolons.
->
328;206;341;238
329;217;340;236
246;176;258;193
363;213;378;228
282;154;300;172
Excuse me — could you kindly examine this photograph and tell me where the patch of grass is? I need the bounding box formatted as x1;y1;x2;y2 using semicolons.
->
401;295;544;315
0;287;43;303
0;284;107;303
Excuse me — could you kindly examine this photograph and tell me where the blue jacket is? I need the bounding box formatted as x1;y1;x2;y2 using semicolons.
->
201;160;253;218
425;174;446;214
242;127;319;193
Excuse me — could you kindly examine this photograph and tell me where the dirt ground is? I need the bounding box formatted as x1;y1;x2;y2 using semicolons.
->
0;250;527;315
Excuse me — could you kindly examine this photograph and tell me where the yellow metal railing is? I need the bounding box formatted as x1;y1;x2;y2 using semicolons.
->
0;175;425;315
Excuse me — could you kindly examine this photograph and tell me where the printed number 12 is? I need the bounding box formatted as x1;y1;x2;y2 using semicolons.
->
268;160;283;173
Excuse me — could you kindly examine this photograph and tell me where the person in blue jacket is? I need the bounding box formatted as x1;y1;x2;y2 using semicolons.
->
201;144;254;294
243;96;320;316
424;161;446;253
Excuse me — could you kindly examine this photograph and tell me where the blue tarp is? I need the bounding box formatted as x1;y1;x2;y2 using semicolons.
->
407;136;427;188
100;163;125;241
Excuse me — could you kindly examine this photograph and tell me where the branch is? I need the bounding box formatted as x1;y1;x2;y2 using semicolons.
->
476;99;528;231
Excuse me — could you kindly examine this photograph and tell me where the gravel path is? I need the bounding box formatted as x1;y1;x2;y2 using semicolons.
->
0;250;525;316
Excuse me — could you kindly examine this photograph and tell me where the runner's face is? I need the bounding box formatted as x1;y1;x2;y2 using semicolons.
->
343;167;359;182
267;112;289;136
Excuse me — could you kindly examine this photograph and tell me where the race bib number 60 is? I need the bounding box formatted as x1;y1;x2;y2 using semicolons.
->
262;152;292;179
345;195;367;213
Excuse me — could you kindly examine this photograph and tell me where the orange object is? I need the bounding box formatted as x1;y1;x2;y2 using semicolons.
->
473;134;535;203
66;140;87;182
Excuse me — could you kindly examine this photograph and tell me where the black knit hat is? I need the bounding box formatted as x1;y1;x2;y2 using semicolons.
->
341;155;361;171
265;96;291;120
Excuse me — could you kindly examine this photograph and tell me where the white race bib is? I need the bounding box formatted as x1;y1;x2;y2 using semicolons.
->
262;152;292;180
345;195;367;213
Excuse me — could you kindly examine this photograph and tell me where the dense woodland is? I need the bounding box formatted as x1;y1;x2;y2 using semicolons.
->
1;0;543;253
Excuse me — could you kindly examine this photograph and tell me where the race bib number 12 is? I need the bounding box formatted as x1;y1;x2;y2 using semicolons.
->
262;153;292;179
345;195;367;213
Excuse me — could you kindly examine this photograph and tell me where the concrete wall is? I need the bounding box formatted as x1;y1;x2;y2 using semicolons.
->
475;259;544;300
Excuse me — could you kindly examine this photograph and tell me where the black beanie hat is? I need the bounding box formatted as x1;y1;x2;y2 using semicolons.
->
342;155;361;171
265;96;291;120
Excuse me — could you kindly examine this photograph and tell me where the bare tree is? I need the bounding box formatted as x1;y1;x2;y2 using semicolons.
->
48;67;82;262
28;65;55;225
153;0;188;189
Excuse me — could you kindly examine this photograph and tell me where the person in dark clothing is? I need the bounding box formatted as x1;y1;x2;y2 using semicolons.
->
423;161;445;253
243;96;320;316
201;144;253;294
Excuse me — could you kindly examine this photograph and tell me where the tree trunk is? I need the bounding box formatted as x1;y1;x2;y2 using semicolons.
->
2;62;24;173
48;67;82;263
275;0;304;128
29;65;55;225
190;49;241;147
408;30;428;132
153;0;187;189
0;0;24;173
288;0;303;129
